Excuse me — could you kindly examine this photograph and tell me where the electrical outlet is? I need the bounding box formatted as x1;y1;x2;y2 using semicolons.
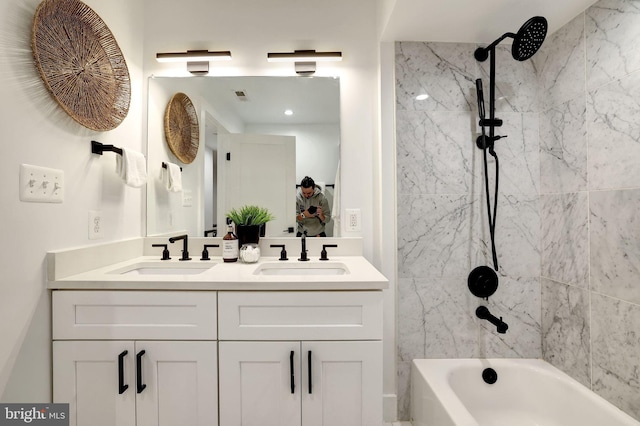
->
88;210;104;240
19;164;64;203
182;189;193;207
345;208;361;232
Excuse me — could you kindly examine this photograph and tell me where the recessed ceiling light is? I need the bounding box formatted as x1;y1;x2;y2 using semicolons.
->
416;93;429;101
284;109;293;116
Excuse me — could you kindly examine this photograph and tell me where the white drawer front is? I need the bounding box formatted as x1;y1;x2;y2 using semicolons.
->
218;291;382;340
53;291;217;340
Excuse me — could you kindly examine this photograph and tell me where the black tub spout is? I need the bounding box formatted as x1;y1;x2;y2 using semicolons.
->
476;306;508;334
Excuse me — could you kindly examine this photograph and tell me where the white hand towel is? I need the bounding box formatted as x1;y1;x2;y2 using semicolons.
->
165;162;182;192
115;148;147;188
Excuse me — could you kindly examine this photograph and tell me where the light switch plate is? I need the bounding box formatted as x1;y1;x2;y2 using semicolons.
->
19;164;64;203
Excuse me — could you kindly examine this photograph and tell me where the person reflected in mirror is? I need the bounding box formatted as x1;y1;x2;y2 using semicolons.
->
296;176;331;237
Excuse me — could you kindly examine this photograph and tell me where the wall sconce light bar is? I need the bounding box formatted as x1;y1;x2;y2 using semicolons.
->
156;50;232;63
267;50;342;63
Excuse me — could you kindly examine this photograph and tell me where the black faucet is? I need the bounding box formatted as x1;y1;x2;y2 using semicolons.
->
201;244;219;261
476;306;508;334
320;244;338;261
168;234;191;261
270;244;288;261
151;244;171;260
298;233;309;261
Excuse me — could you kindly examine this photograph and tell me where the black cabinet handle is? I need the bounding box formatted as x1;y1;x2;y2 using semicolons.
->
289;351;295;394
308;350;313;394
118;350;129;394
136;350;147;394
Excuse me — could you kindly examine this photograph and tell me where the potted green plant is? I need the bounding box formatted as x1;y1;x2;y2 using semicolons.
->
226;205;275;246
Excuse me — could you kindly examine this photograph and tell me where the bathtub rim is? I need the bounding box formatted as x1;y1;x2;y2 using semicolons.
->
410;358;640;426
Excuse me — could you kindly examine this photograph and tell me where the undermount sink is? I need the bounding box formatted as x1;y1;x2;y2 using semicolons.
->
253;262;349;276
110;262;216;276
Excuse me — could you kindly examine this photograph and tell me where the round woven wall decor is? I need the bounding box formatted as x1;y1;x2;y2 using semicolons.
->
31;0;131;131
164;92;199;164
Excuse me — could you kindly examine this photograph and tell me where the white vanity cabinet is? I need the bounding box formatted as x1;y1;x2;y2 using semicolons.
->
51;291;218;426
217;291;383;426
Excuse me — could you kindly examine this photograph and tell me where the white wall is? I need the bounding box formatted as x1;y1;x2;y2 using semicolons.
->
379;41;399;420
0;0;145;399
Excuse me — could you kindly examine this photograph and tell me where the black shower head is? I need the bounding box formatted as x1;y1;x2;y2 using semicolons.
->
512;16;548;61
474;16;548;62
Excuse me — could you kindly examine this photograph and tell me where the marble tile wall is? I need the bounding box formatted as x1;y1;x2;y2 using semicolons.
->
396;0;640;421
538;0;640;420
395;41;542;419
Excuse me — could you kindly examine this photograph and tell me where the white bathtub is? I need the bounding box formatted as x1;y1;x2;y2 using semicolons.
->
411;358;640;426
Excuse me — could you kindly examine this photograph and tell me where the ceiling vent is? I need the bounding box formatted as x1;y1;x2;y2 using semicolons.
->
234;90;249;101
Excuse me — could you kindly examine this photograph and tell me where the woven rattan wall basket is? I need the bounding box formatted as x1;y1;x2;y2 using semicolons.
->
31;0;131;131
164;93;200;164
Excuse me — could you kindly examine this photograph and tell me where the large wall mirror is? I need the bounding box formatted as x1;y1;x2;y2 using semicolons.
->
146;76;340;238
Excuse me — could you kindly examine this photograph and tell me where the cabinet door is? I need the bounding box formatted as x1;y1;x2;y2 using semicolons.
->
302;341;383;426
53;341;136;426
135;341;218;426
219;341;301;426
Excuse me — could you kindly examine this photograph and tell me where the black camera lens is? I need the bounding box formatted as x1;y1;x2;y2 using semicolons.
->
308;206;317;214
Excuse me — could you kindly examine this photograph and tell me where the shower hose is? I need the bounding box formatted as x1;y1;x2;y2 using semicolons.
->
482;138;499;271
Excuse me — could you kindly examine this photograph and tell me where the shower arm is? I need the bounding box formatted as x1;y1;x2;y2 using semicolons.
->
482;32;516;53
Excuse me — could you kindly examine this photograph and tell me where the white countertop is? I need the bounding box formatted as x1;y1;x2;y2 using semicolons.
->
48;255;389;291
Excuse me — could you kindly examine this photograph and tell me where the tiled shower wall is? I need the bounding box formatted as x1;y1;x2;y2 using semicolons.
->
396;0;640;421
395;41;542;418
539;0;640;420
